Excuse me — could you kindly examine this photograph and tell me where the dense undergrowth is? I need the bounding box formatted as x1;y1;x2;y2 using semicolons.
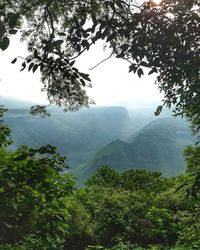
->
0;109;200;250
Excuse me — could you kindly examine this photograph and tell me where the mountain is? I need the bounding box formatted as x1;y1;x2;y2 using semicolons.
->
0;96;36;108
4;107;131;168
0;97;159;173
77;117;195;182
1;96;188;181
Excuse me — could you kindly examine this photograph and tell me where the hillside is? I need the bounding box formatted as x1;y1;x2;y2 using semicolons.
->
1;97;188;180
77;117;195;182
0;96;36;108
4;107;131;168
0;97;159;172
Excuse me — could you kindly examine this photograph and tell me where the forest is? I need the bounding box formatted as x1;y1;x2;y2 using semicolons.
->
0;0;200;249
0;109;200;249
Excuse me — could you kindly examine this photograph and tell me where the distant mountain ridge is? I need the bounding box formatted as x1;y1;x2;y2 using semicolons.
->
77;117;195;183
1;97;153;172
0;96;36;108
1;96;193;183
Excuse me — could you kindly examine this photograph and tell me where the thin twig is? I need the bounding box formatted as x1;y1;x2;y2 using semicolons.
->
89;52;114;70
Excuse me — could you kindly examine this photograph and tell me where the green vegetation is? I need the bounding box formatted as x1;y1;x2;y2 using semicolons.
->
1;0;199;126
79;118;195;183
0;0;200;249
0;108;200;249
3;104;136;169
3;97;192;182
1;98;195;184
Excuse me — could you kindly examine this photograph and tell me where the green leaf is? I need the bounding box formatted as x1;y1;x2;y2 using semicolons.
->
109;1;115;10
116;1;123;8
40;63;44;72
26;58;32;63
148;67;158;75
33;64;38;73
137;68;144;78
53;40;64;46
148;69;154;75
155;105;163;116
34;50;38;58
41;39;48;44
120;43;129;52
8;13;19;29
192;13;200;21
1;36;10;50
20;61;26;71
92;14;97;26
0;4;5;10
81;40;90;49
129;64;137;73
140;61;148;67
80;73;91;82
70;60;75;67
0;23;6;38
76;44;81;52
11;58;17;64
80;78;86;86
28;62;34;71
9;29;17;34
58;32;66;36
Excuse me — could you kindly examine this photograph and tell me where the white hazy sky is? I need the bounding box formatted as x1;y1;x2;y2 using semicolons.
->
0;37;163;109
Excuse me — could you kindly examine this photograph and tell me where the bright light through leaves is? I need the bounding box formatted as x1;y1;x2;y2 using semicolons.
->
152;0;162;4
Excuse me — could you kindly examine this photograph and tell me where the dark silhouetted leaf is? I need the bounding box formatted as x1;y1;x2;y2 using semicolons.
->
26;58;32;63
140;61;148;67
40;63;44;72
1;36;10;50
70;60;75;66
20;61;26;71
11;58;17;64
28;62;34;71
80;79;86;86
0;24;6;38
9;29;17;34
120;43;129;52
129;64;137;73
137;68;144;78
76;44;81;52
8;13;19;29
33;64;38;73
80;73;91;82
58;32;66;36
53;40;64;46
148;69;154;75
155;105;163;116
34;50;38;58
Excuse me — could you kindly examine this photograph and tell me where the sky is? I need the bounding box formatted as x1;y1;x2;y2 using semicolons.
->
0;36;163;109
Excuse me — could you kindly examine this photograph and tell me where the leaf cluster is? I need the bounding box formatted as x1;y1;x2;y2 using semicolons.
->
0;0;199;122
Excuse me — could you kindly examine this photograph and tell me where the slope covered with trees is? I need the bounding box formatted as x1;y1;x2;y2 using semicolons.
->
1;96;168;172
0;106;199;249
4;97;193;183
1;116;200;250
78;117;195;182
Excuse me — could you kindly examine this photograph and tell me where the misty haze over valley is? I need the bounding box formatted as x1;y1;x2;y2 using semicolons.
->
1;96;195;184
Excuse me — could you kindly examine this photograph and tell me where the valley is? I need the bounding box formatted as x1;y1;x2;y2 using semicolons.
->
1;97;195;184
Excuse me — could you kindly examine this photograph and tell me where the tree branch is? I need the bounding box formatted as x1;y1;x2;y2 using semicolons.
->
89;52;114;70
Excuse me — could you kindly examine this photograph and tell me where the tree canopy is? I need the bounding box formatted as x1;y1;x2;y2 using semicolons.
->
1;1;200;248
0;0;199;122
0;99;199;249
